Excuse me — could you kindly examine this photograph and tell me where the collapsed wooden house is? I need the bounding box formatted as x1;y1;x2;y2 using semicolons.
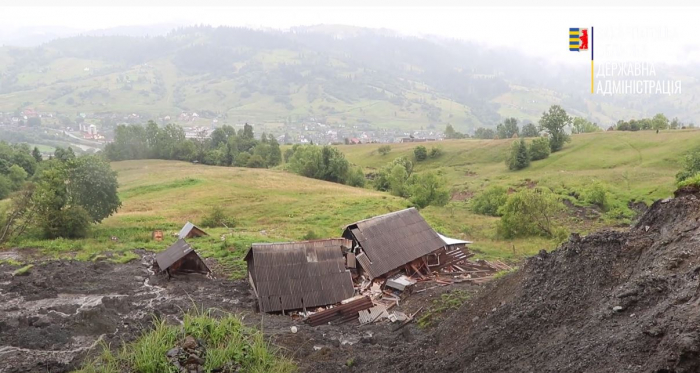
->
155;238;211;275
245;239;355;313
425;233;474;270
438;233;472;250
342;208;447;279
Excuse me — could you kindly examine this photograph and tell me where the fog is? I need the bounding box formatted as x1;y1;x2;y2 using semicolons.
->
1;4;699;65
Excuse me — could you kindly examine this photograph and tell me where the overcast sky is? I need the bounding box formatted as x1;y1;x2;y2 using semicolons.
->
1;3;699;65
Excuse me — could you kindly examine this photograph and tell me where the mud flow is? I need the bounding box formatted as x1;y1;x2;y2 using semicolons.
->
1;250;472;372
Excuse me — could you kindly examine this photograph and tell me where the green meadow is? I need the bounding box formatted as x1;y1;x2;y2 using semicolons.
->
2;129;699;279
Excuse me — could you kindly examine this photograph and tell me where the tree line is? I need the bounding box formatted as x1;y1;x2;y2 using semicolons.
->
613;114;692;131
105;121;282;169
445;111;601;140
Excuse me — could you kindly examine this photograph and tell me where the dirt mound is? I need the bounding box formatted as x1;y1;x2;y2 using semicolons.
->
364;193;700;373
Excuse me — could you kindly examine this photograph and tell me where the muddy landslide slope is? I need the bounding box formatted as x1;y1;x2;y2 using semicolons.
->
367;192;700;373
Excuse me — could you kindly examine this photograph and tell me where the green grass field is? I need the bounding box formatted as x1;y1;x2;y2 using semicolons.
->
5;160;412;278
3;129;699;279
337;129;700;258
341;129;700;203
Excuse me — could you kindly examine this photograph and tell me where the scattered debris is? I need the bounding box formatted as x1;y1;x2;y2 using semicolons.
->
358;304;389;324
386;275;416;291
152;230;164;241
166;335;209;373
388;311;408;323
306;296;373;327
242;208;510;327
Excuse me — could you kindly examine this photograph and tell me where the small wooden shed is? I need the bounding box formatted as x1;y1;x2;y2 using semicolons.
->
155;239;210;275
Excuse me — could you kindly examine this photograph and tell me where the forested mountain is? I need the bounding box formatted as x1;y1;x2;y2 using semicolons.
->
1;25;698;132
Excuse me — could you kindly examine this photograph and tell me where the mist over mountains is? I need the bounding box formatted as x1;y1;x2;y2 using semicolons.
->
0;24;698;133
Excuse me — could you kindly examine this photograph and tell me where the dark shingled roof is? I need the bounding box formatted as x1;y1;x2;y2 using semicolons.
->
156;238;209;273
245;239;355;313
178;222;208;240
344;207;445;279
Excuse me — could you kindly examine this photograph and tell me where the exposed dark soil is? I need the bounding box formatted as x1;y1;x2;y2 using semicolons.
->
0;252;252;373
360;193;700;373
0;250;475;373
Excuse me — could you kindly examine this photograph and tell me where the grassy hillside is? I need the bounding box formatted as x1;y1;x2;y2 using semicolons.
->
8;160;412;277
338;129;700;258
342;129;700;202
4;130;699;277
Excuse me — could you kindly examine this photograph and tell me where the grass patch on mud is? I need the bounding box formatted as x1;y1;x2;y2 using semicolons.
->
11;264;33;276
77;308;296;373
417;289;471;329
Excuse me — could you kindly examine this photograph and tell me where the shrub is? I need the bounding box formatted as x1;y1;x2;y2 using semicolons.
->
373;157;413;192
378;145;392;156
581;181;610;211
40;206;92;239
201;206;236;228
678;173;700;189
506;139;530;171
302;230;319;240
233;152;251;167
346;168;366;187
408;171;450;208
246;154;265;168
287;145;351;184
471;186;508;216
529;137;551;161
497;187;565;239
388;164;409;197
429;147;443;158
414;146;428;161
676;150;700;182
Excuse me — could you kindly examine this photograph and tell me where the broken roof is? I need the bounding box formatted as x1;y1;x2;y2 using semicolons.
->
156;238;209;273
178;222;208;239
438;233;473;246
344;207;445;279
246;239;355;313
